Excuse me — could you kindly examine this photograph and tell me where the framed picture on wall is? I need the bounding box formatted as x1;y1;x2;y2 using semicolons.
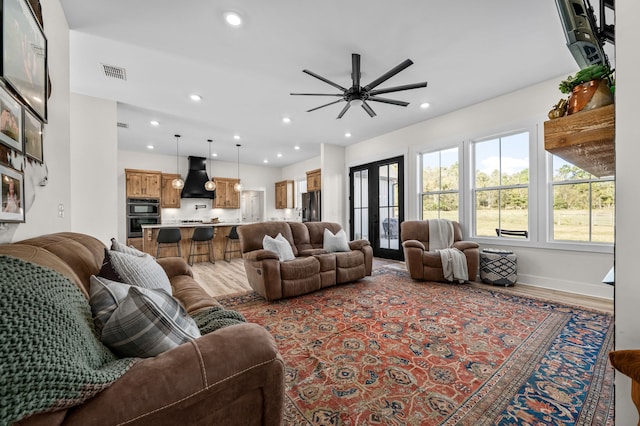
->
23;107;42;162
0;84;22;152
0;164;24;222
1;0;48;122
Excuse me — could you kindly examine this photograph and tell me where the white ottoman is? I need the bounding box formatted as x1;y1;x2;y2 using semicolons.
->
480;248;517;286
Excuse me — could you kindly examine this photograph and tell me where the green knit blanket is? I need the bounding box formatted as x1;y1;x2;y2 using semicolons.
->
192;305;246;335
0;256;136;426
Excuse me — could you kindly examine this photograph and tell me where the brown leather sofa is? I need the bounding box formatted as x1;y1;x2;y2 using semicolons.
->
237;221;373;301
609;350;640;425
0;232;284;426
400;220;480;282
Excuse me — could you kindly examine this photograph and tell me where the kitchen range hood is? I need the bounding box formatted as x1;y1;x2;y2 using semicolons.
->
181;156;216;199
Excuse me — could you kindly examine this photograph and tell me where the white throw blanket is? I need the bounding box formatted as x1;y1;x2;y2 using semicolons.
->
428;219;468;283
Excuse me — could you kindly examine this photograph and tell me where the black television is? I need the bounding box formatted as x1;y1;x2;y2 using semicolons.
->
555;0;610;68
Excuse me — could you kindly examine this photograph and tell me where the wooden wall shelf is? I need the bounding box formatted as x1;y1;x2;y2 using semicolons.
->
544;103;615;177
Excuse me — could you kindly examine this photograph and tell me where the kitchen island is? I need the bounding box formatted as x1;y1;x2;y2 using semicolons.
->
141;222;250;263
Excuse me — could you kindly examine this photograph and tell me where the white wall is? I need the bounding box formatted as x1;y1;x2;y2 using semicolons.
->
281;156;320;182
70;94;118;245
614;0;640;421
321;144;345;224
6;0;71;243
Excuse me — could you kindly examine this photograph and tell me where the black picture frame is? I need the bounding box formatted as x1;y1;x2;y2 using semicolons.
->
23;106;41;162
1;0;47;123
0;163;24;222
0;83;22;152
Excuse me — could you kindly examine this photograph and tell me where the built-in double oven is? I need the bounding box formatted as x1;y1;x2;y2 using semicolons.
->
126;198;161;238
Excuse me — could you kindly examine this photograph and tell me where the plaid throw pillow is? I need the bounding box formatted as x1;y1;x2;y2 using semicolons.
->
101;285;201;358
89;275;131;337
100;249;172;295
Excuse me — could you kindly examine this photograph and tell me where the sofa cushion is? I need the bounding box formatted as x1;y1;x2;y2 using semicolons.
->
110;238;146;257
262;233;295;261
323;228;350;252
101;285;201;358
100;249;172;295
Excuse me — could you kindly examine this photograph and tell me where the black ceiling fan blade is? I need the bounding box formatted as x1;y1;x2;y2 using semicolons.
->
290;93;343;96
303;69;347;92
351;53;361;89
363;59;413;91
336;103;351;119
367;96;410;107
369;81;428;96
307;99;343;112
361;101;377;117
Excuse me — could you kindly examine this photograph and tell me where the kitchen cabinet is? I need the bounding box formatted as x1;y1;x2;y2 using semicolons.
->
125;169;161;199
275;180;294;209
161;173;181;208
212;177;240;208
306;169;321;192
127;237;144;251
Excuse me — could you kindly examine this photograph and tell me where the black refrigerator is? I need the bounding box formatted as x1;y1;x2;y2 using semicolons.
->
301;191;321;222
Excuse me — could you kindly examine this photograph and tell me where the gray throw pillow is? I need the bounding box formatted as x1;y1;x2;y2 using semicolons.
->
89;275;131;337
110;238;146;257
102;250;172;295
323;228;350;252
101;285;201;358
262;233;295;261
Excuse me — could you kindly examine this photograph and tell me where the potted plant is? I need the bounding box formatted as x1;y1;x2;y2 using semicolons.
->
559;64;614;115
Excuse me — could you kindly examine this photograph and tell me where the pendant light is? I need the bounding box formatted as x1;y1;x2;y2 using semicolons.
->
233;143;242;192
171;134;184;189
204;139;216;191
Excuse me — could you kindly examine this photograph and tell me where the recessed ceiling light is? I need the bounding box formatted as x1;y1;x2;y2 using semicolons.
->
420;102;430;109
224;11;243;27
212;153;218;157
294;145;300;150
150;120;159;126
263;159;269;164
190;94;202;102
345;132;352;138
233;134;241;140
277;153;283;158
146;145;154;150
282;117;291;124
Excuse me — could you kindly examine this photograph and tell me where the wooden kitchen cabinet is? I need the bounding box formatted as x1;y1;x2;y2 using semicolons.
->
275;180;294;209
161;173;181;208
212;177;240;208
125;169;161;199
306;169;321;192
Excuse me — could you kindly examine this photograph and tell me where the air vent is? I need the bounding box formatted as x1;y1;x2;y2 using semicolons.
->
101;63;127;80
117;122;129;128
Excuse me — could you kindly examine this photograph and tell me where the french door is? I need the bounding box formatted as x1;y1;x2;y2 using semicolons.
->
350;156;404;260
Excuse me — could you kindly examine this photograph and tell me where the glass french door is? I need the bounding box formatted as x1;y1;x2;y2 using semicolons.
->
350;156;404;260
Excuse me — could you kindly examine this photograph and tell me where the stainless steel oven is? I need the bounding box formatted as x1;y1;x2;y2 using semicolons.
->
127;198;161;238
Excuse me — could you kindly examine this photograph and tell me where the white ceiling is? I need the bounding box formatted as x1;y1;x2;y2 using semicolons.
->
59;0;581;167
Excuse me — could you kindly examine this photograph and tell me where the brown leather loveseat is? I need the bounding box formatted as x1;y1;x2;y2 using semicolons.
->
0;232;284;426
238;221;373;301
401;220;480;282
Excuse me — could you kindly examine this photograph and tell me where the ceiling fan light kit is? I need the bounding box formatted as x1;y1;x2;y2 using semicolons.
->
291;53;427;119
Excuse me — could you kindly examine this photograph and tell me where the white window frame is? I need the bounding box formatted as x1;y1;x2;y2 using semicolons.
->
418;147;460;222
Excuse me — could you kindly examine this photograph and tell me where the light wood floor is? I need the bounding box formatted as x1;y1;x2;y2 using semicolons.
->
192;258;614;314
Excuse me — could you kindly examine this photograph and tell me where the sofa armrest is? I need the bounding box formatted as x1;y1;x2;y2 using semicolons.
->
452;241;480;251
610;350;640;383
156;257;194;279
402;239;426;251
63;323;284;426
244;249;280;262
348;239;371;251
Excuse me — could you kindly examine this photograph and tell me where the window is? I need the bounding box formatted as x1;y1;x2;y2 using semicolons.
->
420;147;459;221
551;156;614;243
473;131;529;238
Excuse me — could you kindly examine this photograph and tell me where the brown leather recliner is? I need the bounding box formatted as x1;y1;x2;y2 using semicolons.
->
0;232;284;426
400;220;479;282
237;221;373;301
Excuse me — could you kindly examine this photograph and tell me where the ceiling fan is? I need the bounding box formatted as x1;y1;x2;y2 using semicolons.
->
291;53;428;119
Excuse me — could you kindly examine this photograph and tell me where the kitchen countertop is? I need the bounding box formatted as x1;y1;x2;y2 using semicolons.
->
141;222;252;229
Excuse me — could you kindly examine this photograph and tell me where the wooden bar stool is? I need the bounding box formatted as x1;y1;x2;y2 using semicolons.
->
189;227;216;266
156;228;181;258
224;225;241;262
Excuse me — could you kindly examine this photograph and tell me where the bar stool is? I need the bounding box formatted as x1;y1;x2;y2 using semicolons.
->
188;227;216;266
156;228;181;258
224;225;241;262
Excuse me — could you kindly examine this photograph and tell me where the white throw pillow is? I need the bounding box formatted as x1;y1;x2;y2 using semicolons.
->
100;250;172;295
110;238;146;257
323;228;350;252
262;233;295;261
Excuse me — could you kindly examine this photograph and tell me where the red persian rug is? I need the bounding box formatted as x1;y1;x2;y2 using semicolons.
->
218;269;614;425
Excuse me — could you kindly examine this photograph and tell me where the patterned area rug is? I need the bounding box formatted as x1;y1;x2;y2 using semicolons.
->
217;269;614;425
